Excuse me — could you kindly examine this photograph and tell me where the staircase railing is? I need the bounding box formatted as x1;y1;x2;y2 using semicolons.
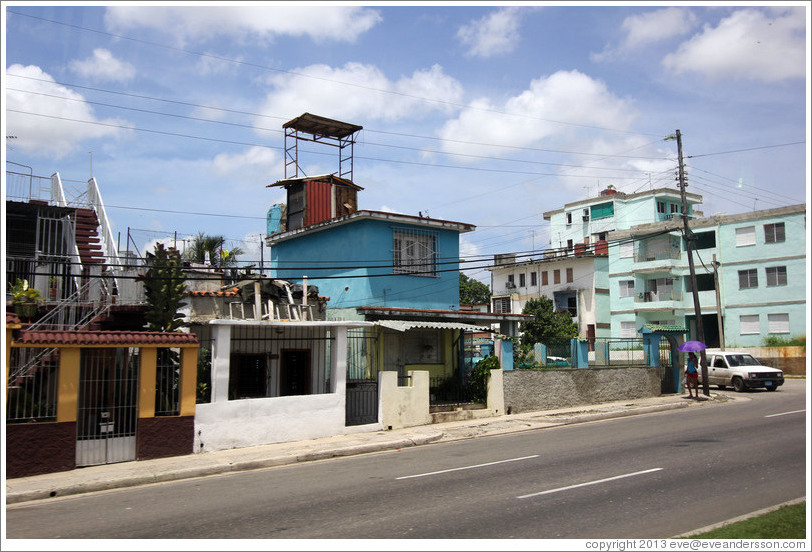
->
8;278;113;382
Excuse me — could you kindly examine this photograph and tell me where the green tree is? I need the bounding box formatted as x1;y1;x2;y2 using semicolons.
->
139;243;187;332
459;273;491;305
183;232;244;268
519;297;578;348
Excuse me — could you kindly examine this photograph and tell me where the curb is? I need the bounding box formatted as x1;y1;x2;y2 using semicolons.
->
5;432;444;505
672;497;807;538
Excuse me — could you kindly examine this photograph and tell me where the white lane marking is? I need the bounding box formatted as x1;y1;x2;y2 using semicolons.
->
765;409;805;418
396;455;539;480
517;468;663;499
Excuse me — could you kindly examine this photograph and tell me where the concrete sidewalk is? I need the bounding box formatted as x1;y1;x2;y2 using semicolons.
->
5;392;729;505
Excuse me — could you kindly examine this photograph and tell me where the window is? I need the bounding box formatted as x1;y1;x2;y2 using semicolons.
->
493;297;511;314
393;230;437;276
620;242;633;258
670;203;680;214
541;271;548;286
506;274;515;288
404;330;440;364
566;296;577;317
766;266;787;287
620;321;636;338
694;230;716;250
768;313;790;334
738;269;758;289
530;271;537;286
566;212;572;225
519;273;526;287
566;267;573;283
657;201;666;214
229;353;267;399
619;280;635;298
739;315;759;335
764;222;785;243
566;239;573;251
553;269;561;284
735;226;756;247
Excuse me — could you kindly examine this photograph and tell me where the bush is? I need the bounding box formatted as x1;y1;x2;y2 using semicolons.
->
763;335;805;347
469;355;499;403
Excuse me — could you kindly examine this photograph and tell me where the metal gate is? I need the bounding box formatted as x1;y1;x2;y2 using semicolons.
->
346;379;378;426
76;348;140;466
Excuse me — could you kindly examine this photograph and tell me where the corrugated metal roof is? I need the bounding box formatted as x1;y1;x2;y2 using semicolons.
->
375;320;492;332
643;324;688;333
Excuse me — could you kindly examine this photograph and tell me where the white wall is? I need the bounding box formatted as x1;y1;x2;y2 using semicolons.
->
379;370;431;429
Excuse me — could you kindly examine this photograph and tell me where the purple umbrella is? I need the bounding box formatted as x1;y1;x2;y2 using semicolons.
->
678;340;707;352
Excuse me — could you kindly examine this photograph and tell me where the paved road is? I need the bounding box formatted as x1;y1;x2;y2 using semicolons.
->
5;380;806;539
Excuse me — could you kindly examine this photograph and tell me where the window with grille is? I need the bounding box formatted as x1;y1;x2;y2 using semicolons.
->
740;315;760;335
738;269;758;289
519;273;526;287
493;297;511;314
530;271;537;286
393;229;438;276
766;266;787;287
764;222;785;244
767;313;790;334
735;226;755;247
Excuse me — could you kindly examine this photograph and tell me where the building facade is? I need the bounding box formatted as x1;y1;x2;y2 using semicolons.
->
608;204;806;347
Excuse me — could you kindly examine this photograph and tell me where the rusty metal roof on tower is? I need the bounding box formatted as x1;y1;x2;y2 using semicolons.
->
283;113;363;139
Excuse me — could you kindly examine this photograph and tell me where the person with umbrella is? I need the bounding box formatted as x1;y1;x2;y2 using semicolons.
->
685;352;699;399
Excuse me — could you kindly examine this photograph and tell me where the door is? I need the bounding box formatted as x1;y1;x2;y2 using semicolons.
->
76;348;139;466
383;331;405;378
280;349;310;396
708;354;730;386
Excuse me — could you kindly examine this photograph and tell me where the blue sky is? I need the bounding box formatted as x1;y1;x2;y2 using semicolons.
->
3;3;809;285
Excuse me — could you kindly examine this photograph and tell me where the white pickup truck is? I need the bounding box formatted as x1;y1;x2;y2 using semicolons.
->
693;348;784;392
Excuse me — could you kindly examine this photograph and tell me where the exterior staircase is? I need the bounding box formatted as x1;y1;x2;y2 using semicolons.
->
73;208;106;270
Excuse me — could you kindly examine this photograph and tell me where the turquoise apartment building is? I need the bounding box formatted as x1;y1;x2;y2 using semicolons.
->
607;204;806;347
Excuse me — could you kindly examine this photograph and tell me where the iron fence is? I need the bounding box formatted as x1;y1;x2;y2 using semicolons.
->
6;347;59;423
155;348;181;416
430;375;473;405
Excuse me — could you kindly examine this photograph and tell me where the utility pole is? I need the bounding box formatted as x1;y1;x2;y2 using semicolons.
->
713;254;725;351
672;129;710;396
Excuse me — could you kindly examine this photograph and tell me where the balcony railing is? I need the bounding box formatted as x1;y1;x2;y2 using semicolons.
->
634;290;683;303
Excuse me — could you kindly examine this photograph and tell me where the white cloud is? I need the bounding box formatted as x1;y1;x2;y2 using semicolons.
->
438;70;637;158
257;62;464;126
104;6;381;44
662;8;806;82
69;48;136;82
211;146;280;185
457;7;522;57
4;65;130;158
592;8;697;62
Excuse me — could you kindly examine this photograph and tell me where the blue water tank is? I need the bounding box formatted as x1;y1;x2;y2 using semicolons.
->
267;204;285;236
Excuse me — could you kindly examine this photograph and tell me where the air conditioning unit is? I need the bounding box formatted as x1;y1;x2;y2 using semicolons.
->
582;208;589;221
505;281;516;289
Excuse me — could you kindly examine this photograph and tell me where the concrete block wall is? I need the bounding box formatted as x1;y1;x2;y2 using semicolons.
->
503;367;661;414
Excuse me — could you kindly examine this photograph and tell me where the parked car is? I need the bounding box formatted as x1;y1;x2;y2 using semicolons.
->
690;348;784;392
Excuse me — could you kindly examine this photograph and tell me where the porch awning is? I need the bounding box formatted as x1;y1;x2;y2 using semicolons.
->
375;320;493;332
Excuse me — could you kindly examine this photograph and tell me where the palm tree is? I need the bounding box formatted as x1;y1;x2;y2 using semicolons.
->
183;232;243;268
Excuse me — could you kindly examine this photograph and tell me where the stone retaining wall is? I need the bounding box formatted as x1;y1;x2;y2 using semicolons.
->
503;366;662;414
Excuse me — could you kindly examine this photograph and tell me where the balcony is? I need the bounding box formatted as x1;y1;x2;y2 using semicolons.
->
635;290;682;303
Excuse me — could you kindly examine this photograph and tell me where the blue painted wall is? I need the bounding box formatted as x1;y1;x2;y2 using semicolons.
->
270;218;463;311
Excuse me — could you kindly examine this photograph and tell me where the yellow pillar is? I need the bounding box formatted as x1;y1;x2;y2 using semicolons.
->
57;347;81;423
139;347;157;418
179;346;198;416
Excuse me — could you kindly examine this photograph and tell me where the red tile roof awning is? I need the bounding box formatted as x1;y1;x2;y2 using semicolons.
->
15;330;199;346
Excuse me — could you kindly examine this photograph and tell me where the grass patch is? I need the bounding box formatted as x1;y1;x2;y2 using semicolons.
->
691;502;806;539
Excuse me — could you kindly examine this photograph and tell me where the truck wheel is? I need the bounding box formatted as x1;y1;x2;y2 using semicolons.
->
717;385;727;390
732;377;745;392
